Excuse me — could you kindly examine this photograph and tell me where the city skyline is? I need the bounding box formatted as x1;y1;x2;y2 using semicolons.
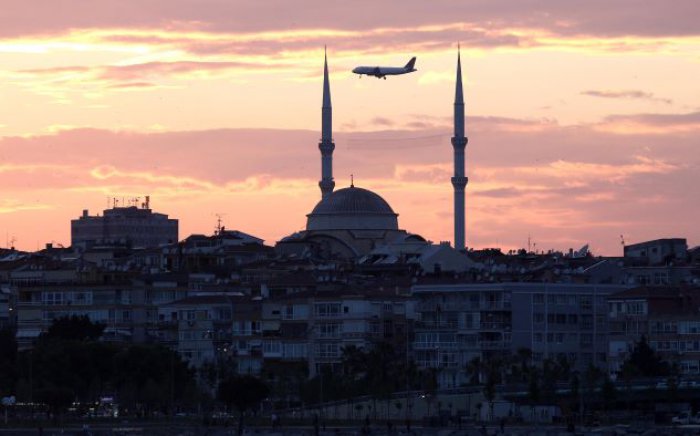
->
1;1;699;253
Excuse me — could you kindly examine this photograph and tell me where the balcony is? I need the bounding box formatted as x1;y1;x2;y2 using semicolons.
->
479;321;511;331
413;342;459;351
414;321;458;330
480;340;509;350
481;301;511;310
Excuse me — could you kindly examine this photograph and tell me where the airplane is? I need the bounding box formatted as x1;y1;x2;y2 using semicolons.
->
352;57;417;79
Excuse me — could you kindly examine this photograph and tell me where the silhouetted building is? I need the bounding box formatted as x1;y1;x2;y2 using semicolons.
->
71;202;178;249
608;286;700;376
624;238;688;265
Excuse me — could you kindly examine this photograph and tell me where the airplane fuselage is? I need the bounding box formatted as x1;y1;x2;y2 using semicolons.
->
352;57;417;79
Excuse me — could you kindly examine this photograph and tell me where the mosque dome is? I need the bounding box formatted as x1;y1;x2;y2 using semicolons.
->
306;186;399;231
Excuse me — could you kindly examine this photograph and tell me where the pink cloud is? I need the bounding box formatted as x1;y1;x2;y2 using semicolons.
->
581;89;672;104
0;1;698;40
0;108;697;253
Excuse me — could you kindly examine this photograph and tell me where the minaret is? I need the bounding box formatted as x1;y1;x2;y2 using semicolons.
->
319;47;335;199
451;46;468;251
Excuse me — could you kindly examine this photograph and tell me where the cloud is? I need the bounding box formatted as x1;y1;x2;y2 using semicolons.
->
0;108;698;253
595;111;700;134
370;117;395;127
0;0;699;40
97;60;287;81
581;89;672;104
13;60;288;100
107;81;158;89
0;199;51;214
417;70;454;85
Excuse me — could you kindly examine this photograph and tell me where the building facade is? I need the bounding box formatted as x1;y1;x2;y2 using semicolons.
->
607;286;700;377
71;204;178;249
411;282;629;387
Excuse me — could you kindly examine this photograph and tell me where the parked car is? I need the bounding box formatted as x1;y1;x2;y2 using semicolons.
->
672;411;691;425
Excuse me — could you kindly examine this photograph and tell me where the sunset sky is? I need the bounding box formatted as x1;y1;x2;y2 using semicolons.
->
0;1;698;254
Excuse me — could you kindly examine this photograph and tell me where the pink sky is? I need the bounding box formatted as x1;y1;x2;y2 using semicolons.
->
0;1;698;254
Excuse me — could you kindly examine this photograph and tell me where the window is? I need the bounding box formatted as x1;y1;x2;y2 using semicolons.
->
534;333;543;343
316;343;339;359
626;302;645;315
534;313;544;323
318;323;342;338
217;308;232;321
315;303;341;318
579;296;592;310
73;291;93;305
533;294;544;304
263;341;281;354
42;292;63;305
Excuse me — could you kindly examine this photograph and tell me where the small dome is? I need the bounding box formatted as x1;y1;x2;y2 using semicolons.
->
307;186;399;231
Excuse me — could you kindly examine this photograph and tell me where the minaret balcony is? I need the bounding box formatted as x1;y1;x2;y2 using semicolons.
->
319;140;335;154
451;176;468;189
451;137;468;149
319;179;335;192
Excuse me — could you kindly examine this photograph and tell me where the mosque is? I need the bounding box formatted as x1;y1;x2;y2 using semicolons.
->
277;49;471;272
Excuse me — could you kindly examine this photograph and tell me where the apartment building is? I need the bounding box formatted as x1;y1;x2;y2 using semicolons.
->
261;289;415;378
411;282;629;388
608;286;700;376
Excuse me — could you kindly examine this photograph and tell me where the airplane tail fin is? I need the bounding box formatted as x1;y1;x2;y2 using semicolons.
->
404;57;417;70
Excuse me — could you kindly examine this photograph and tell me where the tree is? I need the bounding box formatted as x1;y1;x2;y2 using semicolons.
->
466;357;482;385
527;369;540;422
601;376;617;420
540;359;557;402
623;336;669;377
35;385;74;423
570;372;580;418
0;328;17;396
43;315;105;341
112;344;195;415
420;368;438;419
217;375;270;436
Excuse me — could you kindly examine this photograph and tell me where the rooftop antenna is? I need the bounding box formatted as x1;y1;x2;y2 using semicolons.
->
215;213;226;235
527;234;531;253
145;195;150;209
350;174;354;188
620;234;625;246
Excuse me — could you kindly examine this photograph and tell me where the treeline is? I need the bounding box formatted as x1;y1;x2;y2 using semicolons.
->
0;316;197;419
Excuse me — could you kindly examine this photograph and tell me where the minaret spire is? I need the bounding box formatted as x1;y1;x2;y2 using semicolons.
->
451;44;468;251
319;46;335;199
